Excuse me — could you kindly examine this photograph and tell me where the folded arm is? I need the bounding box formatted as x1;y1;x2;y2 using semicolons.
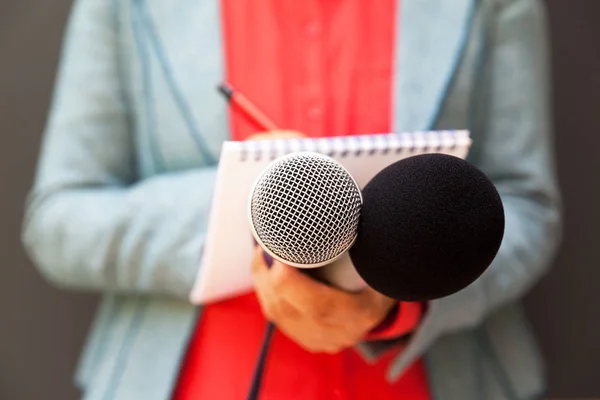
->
359;0;562;370
21;0;217;300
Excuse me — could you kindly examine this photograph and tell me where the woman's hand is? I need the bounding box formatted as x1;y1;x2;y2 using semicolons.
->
247;130;306;141
251;247;396;354
247;130;306;140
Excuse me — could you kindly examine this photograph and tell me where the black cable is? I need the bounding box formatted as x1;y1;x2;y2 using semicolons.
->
247;321;276;400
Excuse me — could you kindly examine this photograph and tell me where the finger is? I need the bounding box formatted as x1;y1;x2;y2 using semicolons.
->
295;331;349;355
275;320;328;353
254;288;276;321
273;310;358;354
247;133;273;141
251;246;270;279
252;249;304;323
261;292;302;323
247;130;306;141
268;259;294;283
251;246;278;320
272;264;332;299
270;130;306;139
322;346;345;355
353;286;397;326
274;266;359;318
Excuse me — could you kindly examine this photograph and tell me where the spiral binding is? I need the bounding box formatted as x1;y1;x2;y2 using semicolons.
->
238;130;468;162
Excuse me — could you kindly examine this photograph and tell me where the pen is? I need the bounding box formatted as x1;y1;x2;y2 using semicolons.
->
217;83;279;400
217;83;279;131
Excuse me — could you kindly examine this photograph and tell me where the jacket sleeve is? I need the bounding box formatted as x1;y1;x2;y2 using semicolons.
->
429;0;562;337
360;0;562;378
365;302;425;341
21;0;218;300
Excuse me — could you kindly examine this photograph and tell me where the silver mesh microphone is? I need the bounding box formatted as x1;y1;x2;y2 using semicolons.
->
249;152;367;292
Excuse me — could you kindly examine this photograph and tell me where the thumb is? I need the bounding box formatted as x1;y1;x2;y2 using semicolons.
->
247;130;306;141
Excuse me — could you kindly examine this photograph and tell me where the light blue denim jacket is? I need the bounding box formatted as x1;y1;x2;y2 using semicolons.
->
22;0;562;399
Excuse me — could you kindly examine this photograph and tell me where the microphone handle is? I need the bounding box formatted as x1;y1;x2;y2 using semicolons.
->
303;252;368;293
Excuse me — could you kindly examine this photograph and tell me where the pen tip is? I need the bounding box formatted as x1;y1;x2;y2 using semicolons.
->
217;83;234;100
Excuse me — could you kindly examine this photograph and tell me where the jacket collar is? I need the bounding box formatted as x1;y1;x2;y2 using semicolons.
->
393;0;476;131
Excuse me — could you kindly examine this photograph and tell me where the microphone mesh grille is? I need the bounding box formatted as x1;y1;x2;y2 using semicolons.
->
250;153;362;266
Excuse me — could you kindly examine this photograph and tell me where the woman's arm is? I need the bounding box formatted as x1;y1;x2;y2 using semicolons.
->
431;0;562;334
21;0;217;300
360;0;562;374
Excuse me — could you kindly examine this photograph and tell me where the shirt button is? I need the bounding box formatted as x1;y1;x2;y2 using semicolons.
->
305;22;321;38
307;106;323;121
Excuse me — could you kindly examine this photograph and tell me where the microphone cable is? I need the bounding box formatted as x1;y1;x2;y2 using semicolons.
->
246;271;328;400
246;321;275;400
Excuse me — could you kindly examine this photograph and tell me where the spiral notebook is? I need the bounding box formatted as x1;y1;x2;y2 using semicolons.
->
190;130;472;305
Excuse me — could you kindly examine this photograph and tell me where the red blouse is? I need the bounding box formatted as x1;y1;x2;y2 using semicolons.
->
173;1;431;399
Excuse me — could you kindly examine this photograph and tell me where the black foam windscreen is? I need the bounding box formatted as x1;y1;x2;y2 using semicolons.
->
349;153;505;301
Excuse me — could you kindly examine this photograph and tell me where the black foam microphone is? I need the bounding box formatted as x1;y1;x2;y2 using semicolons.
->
350;152;505;301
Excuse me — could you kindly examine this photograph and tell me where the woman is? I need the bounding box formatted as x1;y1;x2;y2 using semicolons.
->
22;0;561;399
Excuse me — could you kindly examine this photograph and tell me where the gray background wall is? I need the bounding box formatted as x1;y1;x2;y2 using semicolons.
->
0;1;598;399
